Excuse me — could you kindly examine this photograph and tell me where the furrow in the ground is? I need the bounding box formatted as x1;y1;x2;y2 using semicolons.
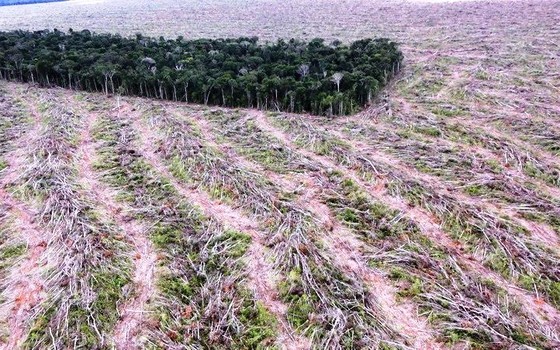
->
71;95;157;350
125;103;309;350
240;109;559;346
12;88;131;349
260;111;560;312
181;106;443;349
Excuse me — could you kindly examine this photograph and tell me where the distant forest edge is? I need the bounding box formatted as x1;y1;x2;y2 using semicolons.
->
0;29;403;115
0;0;66;6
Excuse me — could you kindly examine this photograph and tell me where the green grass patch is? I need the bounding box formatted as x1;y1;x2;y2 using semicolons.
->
431;106;464;118
0;243;25;260
413;125;442;137
464;184;491;196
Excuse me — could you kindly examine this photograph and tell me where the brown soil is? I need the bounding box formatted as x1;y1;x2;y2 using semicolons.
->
0;91;49;349
0;189;49;350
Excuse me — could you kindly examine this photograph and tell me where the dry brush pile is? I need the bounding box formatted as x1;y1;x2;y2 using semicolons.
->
1;76;560;348
189;105;560;348
127;101;408;348
265;112;560;311
14;91;132;349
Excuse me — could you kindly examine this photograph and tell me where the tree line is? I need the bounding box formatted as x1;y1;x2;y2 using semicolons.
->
0;29;403;115
0;0;66;6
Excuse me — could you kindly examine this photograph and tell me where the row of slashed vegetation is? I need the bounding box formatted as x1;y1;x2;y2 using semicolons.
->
403;77;560;160
491;115;560;156
91;104;278;349
7;91;132;349
137;103;403;349
390;113;560;187
424;87;560;157
210;111;314;174
446;120;560;187
268;112;560;311
0;84;28;170
200;109;556;348
0;86;29;343
339;121;560;307
0;86;28;283
338;121;560;233
389;176;560;305
322;173;552;348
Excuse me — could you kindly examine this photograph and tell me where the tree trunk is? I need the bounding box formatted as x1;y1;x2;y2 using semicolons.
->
290;94;294;112
110;75;115;94
204;89;210;105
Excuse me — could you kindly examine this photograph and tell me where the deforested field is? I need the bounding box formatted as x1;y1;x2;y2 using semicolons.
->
1;0;560;349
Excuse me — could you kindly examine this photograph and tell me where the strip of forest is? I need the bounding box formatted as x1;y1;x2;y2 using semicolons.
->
0;29;402;115
0;0;66;6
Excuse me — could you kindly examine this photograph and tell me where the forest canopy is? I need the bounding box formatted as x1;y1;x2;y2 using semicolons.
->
0;29;402;115
0;0;66;6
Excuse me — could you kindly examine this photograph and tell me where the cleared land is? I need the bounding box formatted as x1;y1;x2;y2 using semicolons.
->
0;0;559;349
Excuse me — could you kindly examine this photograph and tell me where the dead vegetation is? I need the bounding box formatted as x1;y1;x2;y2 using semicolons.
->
189;106;559;348
90;102;283;349
264;111;560;316
4;90;132;349
0;85;49;348
69;96;158;349
121;101;409;349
